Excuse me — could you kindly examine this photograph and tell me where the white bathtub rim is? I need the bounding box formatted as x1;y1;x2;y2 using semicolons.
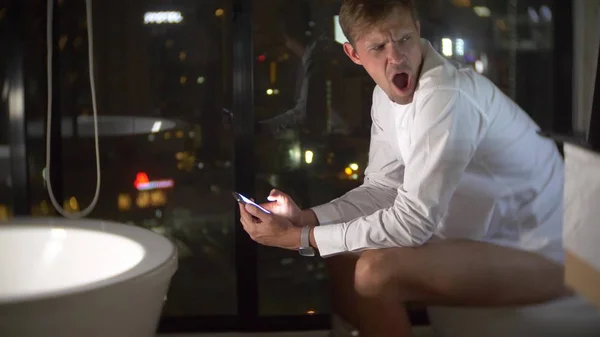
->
0;217;178;305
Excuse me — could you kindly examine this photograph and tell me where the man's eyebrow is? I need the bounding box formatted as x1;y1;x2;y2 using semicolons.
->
393;29;414;37
365;39;387;46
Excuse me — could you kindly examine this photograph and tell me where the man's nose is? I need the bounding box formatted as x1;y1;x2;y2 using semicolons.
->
387;43;404;64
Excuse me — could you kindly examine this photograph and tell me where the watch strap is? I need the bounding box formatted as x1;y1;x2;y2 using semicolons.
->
301;226;311;249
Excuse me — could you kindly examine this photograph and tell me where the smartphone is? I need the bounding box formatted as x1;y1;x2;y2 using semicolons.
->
232;192;271;214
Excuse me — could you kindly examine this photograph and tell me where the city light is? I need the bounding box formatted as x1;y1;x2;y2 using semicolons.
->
150;190;167;206
144;11;183;24
151;121;162;133
136;180;174;191
265;88;280;96
344;167;353;176
134;172;149;188
305;150;314;164
136;191;150;208
215;8;224;17
475;60;485;73
455;38;464;56
306;310;316;315
69;197;79;211
197;76;205;84
473;6;491;18
134;172;174;191
118;193;132;211
289;143;302;167
442;38;453;57
349;163;359;171
63;198;79;212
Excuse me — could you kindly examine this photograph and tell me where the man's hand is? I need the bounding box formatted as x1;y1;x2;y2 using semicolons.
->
259;189;303;226
239;202;301;250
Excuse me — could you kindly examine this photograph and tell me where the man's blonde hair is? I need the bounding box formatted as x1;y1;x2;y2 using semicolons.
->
339;0;418;45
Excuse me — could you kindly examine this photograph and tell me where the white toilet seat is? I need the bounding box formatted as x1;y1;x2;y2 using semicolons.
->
427;295;600;337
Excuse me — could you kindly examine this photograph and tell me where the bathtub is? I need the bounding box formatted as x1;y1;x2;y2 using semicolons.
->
0;217;178;337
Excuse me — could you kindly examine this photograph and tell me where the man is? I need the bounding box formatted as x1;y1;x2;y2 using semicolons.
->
239;0;572;335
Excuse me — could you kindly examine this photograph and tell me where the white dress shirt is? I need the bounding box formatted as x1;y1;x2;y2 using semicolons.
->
312;39;565;262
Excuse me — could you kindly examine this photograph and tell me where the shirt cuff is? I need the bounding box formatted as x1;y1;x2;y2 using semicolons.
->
310;202;343;225
313;223;347;257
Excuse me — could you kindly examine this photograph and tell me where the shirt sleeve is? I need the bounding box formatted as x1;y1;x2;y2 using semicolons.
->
313;89;489;257
311;88;404;225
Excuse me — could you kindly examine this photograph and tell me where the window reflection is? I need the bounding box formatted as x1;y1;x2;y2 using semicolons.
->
23;0;236;316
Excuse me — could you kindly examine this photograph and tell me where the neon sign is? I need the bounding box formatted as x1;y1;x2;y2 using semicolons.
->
134;172;174;191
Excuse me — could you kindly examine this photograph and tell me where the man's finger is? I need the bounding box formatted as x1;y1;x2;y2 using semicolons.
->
240;218;255;238
239;207;255;231
259;201;278;211
240;216;251;230
239;203;255;223
267;189;284;201
245;203;269;221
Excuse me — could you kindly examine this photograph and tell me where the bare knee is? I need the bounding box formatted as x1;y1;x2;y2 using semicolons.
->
354;249;397;299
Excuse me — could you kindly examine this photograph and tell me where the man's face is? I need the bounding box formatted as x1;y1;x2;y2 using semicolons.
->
343;8;422;105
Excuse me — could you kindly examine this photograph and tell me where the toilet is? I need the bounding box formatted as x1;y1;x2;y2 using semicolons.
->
331;296;600;337
427;296;600;337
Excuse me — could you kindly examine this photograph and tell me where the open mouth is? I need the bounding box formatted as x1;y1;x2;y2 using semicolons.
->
392;72;410;91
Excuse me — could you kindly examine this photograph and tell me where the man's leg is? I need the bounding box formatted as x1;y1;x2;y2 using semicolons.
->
324;254;360;325
325;253;413;337
326;240;571;337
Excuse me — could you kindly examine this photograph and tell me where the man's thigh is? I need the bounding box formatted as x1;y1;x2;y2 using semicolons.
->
362;240;569;307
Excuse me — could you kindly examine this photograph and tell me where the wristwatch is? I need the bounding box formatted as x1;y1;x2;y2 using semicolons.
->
299;226;316;257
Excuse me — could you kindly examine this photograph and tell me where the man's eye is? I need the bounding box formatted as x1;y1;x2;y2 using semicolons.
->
371;45;384;51
401;36;411;43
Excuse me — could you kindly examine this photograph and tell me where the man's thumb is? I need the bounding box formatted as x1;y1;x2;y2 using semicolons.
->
267;189;284;202
245;203;267;219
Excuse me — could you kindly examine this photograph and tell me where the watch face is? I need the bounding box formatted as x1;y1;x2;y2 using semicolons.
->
299;247;316;257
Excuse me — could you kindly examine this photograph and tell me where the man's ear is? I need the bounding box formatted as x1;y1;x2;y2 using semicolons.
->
343;42;362;65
